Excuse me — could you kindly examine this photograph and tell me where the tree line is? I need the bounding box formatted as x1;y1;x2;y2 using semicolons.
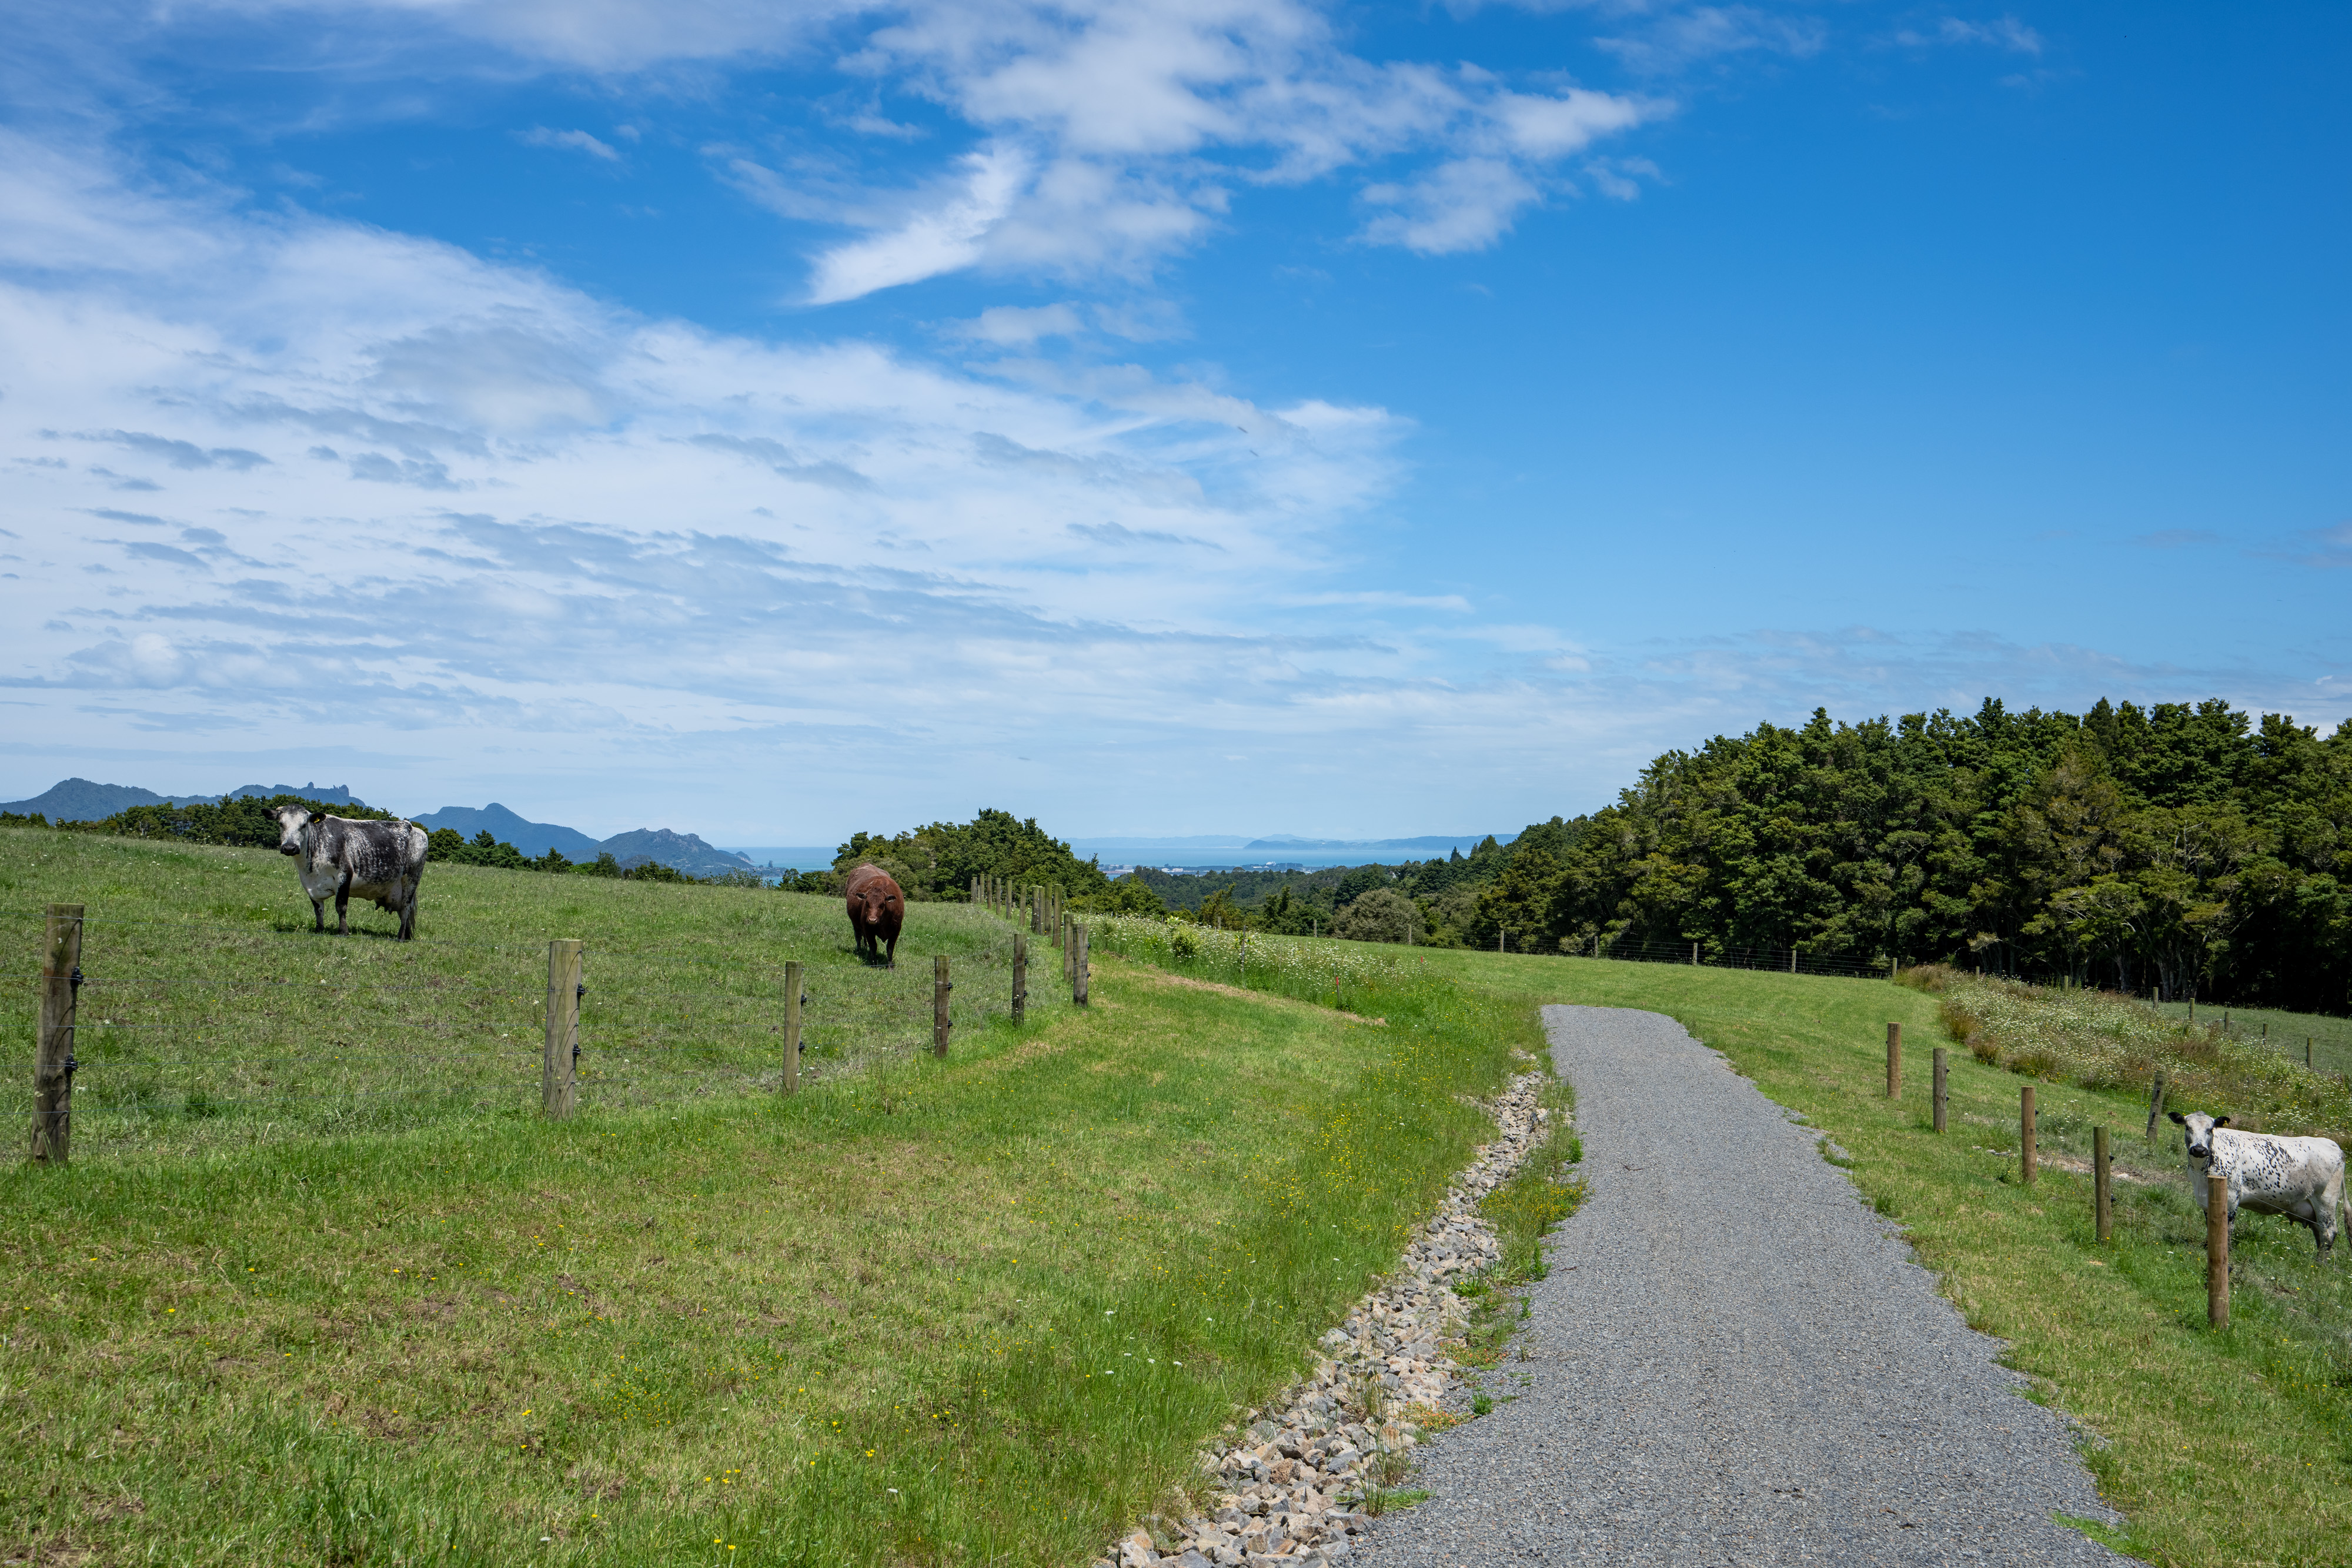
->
1472;697;2350;1011
12;696;2344;1011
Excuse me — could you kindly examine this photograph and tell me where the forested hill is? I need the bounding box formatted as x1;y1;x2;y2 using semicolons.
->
1479;697;2351;1012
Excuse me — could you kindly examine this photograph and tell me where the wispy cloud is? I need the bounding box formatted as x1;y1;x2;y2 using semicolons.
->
517;126;622;161
1594;5;1828;75
1895;16;2046;55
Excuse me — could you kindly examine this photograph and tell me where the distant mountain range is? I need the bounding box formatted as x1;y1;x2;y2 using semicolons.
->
2;779;754;879
0;777;369;819
410;803;601;860
5;778;1495;878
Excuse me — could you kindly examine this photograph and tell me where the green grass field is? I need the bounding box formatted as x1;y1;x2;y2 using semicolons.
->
0;827;1073;1158
1416;949;2352;1568
2152;1000;2352;1080
0;828;1539;1566
12;826;2352;1566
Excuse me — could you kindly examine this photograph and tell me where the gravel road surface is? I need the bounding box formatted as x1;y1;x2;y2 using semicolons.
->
1356;1004;2130;1567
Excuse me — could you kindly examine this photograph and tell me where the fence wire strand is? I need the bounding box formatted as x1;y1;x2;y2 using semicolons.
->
5;909;1059;1161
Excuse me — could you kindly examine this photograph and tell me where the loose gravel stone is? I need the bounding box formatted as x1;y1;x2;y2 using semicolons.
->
1354;1004;2133;1567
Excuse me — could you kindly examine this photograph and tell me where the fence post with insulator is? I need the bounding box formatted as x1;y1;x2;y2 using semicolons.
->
543;939;582;1119
32;902;84;1164
783;959;804;1096
933;955;952;1057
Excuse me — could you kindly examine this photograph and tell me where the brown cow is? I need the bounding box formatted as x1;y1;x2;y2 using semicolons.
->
844;864;906;967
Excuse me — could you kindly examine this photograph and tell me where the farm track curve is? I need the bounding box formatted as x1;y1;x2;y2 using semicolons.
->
1355;1003;2132;1567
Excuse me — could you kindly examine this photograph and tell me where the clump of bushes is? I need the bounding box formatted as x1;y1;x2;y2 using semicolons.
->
1903;965;2351;1137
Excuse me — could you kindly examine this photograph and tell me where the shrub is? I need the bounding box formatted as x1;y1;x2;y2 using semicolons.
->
1332;888;1424;945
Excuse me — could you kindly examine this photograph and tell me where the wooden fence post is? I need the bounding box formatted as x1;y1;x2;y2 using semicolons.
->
1690;940;1698;966
32;903;84;1164
1886;1022;1901;1099
543;939;582;1120
783;959;803;1096
2207;1172;2230;1329
933;955;952;1057
2020;1086;2036;1185
1074;925;1090;1007
1931;1047;1947;1133
2146;1072;2168;1142
2093;1126;2112;1243
1063;914;1074;984
1012;933;1027;1025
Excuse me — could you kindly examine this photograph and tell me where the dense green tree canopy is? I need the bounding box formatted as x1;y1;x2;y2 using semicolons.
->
835;808;1112;903
1495;698;2350;1009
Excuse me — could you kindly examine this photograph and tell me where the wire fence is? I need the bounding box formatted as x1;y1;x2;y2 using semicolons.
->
1563;933;1896;979
5;905;1067;1162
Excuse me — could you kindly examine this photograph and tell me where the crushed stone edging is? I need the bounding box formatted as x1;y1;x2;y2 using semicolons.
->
1098;1069;1557;1568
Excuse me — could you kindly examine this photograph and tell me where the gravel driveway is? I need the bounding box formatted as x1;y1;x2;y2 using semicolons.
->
1355;1004;2132;1567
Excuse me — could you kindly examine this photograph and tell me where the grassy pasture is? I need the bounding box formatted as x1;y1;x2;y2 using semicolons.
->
2151;1000;2352;1081
0;830;1535;1566
1412;949;2352;1568
0;827;1067;1158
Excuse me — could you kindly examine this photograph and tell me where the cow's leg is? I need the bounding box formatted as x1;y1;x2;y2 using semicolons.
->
884;931;896;969
335;874;352;935
399;888;416;941
312;897;326;931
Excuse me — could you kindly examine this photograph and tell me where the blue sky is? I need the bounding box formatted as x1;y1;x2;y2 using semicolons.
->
2;1;2346;841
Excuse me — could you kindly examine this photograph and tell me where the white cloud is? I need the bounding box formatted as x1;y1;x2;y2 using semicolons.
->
53;2;1671;300
517;126;622;161
1897;16;2045;55
947;302;1087;345
805;145;1030;303
0;134;1476;830
1361;158;1540;254
1595;5;1828;75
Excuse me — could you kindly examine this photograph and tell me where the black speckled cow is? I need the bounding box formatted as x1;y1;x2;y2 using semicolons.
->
275;807;429;940
2170;1109;2347;1258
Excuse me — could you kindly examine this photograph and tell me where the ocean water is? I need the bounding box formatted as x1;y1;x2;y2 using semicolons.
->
720;838;1505;877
